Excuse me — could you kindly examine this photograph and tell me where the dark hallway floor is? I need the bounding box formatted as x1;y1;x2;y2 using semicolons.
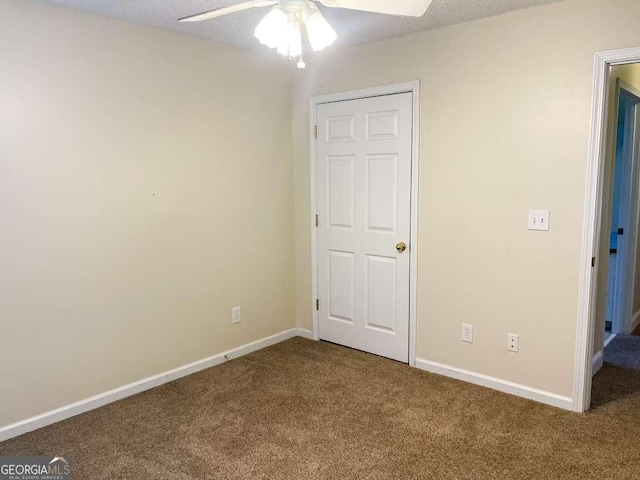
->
605;332;640;370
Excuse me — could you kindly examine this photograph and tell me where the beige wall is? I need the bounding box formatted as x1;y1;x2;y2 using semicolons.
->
594;64;640;352
0;0;294;427
293;0;640;398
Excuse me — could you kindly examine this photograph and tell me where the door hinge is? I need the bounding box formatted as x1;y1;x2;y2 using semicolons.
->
315;214;319;227
314;125;318;139
592;257;596;267
316;299;319;311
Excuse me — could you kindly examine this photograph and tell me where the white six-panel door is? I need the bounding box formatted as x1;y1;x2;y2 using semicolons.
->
316;92;413;362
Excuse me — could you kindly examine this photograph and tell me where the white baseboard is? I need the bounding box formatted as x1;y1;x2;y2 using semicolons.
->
592;350;604;375
631;311;640;333
296;328;314;339
604;332;617;348
0;328;307;442
414;358;573;411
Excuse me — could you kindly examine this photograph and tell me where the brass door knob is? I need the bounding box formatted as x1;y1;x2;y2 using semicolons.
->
396;241;407;253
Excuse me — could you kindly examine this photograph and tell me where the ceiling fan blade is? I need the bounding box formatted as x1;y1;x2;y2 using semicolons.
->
179;0;278;22
318;0;433;17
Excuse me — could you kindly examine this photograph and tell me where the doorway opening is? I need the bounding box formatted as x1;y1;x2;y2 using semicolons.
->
575;49;640;413
600;74;640;371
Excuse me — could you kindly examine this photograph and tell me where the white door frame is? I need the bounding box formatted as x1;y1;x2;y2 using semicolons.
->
575;47;640;413
309;81;420;366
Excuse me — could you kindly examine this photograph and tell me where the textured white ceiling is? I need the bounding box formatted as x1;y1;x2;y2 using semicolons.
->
42;0;563;52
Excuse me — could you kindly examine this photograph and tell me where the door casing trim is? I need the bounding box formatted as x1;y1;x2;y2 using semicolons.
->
309;81;420;366
575;47;640;413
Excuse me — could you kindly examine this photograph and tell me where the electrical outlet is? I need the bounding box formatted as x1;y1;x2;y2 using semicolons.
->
507;333;519;352
462;324;473;343
232;306;241;324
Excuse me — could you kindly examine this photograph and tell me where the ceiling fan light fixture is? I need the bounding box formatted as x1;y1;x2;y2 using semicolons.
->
254;1;336;60
277;22;302;58
304;8;337;52
181;0;435;64
255;5;304;58
254;6;288;49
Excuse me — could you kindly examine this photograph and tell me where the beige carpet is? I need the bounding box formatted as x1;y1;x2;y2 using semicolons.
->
1;337;639;479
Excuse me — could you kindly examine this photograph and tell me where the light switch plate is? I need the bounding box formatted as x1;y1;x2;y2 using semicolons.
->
528;209;550;231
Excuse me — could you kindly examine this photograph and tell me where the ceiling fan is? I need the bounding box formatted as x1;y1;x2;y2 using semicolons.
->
179;0;434;68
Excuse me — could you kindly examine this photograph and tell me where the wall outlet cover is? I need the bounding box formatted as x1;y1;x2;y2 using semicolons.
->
462;324;473;343
232;306;241;324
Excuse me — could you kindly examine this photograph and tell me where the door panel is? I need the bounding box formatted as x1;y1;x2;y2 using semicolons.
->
365;254;397;333
327;115;356;143
367;154;398;232
328;156;355;229
316;92;412;362
328;250;355;323
366;110;399;140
